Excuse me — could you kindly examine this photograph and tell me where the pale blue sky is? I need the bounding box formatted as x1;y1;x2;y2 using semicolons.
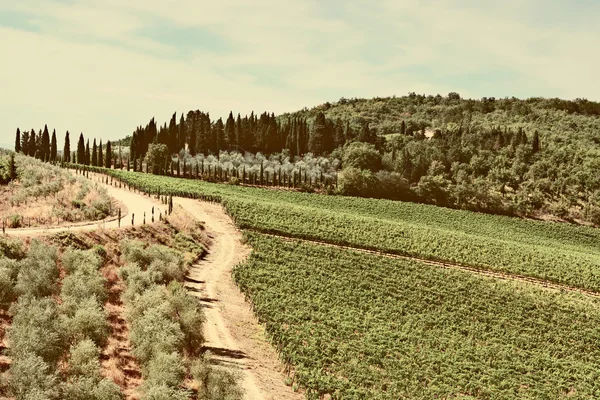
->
0;0;599;147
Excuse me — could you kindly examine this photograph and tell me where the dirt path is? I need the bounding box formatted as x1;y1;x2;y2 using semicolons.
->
5;173;162;236
176;198;304;400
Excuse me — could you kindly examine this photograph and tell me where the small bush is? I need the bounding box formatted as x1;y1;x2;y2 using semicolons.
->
8;296;64;364
0;266;16;309
60;297;108;346
129;307;184;365
167;282;205;354
15;241;59;298
119;264;161;303
144;351;186;387
7;354;60;400
7;214;22;229
62;249;102;275
0;237;25;259
140;384;190;400
191;352;244;400
61;272;107;305
121;240;152;266
68;339;101;379
62;376;123;400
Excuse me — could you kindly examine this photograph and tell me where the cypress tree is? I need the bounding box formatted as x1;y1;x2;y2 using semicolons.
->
98;140;103;168
187;111;197;156
105;141;112;168
63;131;71;162
92;139;98;166
226;111;236;151
168;113;177;154
85;139;90;165
28;130;37;158
20;130;29;155
77;133;85;165
41;125;50;161
15;128;21;153
50;130;57;161
178;114;185;152
35;129;43;159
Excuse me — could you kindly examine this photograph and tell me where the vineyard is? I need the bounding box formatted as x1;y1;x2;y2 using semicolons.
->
234;233;600;399
76;165;600;292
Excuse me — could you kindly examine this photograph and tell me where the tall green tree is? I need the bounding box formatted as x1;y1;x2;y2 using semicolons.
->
91;139;98;166
41;125;50;161
105;141;112;168
85;139;90;165
63;131;71;162
308;112;331;155
20;130;29;155
35;129;43;159
178;114;186;152
226;111;236;151
50;130;57;162
15;128;21;153
76;133;85;165
98;140;103;168
28;130;37;158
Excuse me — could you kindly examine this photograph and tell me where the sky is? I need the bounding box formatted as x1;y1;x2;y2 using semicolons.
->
1;0;599;148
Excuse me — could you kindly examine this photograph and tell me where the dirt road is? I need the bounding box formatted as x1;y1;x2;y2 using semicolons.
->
176;198;304;400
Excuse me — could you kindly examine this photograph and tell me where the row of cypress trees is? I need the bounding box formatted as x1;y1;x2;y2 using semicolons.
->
14;129;115;167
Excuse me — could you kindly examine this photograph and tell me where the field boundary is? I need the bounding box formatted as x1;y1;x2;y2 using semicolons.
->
245;228;600;298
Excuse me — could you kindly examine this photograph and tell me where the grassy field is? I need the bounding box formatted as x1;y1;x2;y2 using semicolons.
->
87;167;600;292
234;233;600;399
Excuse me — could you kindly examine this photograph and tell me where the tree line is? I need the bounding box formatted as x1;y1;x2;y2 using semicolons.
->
128;110;380;164
14;128;117;168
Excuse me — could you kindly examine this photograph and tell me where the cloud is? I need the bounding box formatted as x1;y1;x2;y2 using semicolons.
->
0;0;598;147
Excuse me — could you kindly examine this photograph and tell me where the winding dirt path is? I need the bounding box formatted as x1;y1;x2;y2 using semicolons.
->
176;198;304;400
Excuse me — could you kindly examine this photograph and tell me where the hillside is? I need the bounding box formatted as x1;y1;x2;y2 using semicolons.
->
17;94;600;224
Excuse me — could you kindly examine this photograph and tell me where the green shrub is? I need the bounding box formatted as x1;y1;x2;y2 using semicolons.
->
62;249;102;275
167;282;205;354
15;241;59;298
338;167;380;197
0;266;16;309
61;272;107;305
62;376;122;400
7;214;23;229
8;296;64;364
139;384;190;400
119;264;161;303
120;240;151;266
143;351;186;387
191;353;243;400
342;142;382;172
7;354;60;400
129;307;184;365
0;237;25;259
60;297;108;346
0;257;21;280
121;241;186;283
125;286;169;324
67;339;101;379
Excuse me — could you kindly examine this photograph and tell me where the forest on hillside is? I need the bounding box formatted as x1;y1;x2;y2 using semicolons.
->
15;94;600;224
